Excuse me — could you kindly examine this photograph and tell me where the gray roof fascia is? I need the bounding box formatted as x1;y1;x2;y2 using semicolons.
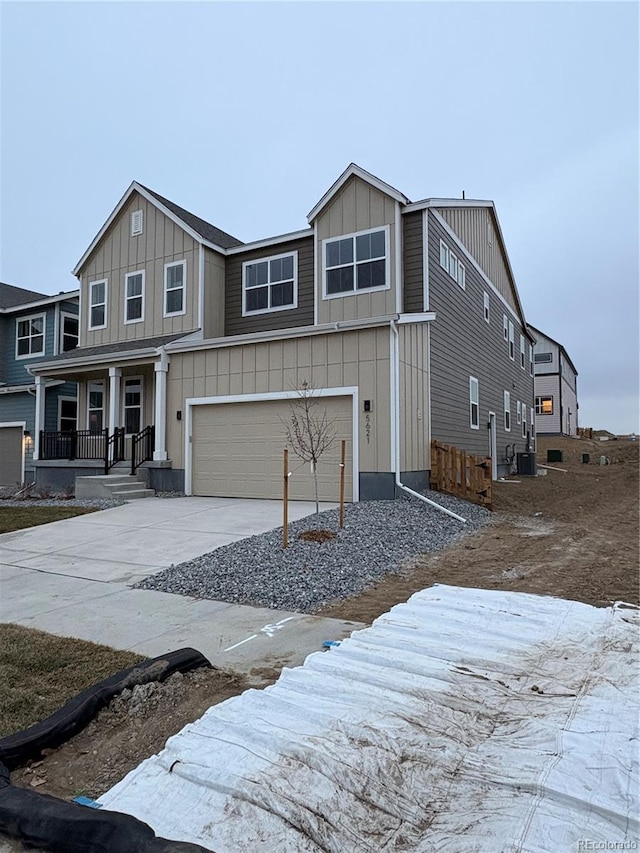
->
0;290;79;314
528;324;578;376
225;228;313;255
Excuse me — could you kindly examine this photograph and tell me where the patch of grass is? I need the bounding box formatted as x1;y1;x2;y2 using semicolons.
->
0;505;97;534
0;624;144;737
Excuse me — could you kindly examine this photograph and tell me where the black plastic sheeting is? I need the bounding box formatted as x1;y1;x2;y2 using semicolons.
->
0;763;215;852
0;647;210;770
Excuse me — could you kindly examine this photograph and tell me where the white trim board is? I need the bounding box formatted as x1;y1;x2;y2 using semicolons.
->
184;387;360;502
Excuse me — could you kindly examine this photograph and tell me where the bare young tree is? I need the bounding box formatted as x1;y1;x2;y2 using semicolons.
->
284;380;336;516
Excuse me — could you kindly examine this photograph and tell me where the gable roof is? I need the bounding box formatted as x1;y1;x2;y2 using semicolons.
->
527;324;578;375
73;182;244;276
0;282;48;309
307;163;410;223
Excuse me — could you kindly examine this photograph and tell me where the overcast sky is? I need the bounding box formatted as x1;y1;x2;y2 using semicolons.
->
1;1;638;432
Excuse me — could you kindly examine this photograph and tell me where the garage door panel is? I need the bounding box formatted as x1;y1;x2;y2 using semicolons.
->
192;398;353;501
0;428;23;485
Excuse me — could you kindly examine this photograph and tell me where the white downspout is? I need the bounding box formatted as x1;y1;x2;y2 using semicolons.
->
390;319;466;524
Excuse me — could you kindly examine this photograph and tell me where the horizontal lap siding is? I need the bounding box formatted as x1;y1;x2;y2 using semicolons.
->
403;212;423;313
428;213;533;464
224;237;314;336
534;374;561;434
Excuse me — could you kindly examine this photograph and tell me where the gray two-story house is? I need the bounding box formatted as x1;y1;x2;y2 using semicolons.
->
0;283;79;485
529;324;579;436
29;164;535;499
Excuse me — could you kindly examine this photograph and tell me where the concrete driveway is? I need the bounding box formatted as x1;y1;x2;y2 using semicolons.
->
0;498;362;673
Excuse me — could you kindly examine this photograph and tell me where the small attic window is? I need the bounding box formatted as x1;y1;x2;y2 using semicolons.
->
131;209;143;236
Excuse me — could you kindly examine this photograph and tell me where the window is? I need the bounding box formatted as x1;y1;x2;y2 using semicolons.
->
530;408;536;446
534;352;553;363
529;344;534;376
165;260;186;316
520;335;526;369
508;321;515;360
58;397;77;432
469;377;479;429
124;271;144;324
131;209;143;236
123;378;142;434
89;280;107;330
88;382;104;432
535;396;553;415
16;314;45;358
243;252;297;314
449;251;458;283
483;292;490;323
324;228;387;297
522;405;527;438
517;400;522;424
457;260;465;290
504;391;511;431
60;313;78;352
439;240;449;270
503;314;508;341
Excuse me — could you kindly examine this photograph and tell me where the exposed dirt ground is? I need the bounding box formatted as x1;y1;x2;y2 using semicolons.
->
7;434;639;808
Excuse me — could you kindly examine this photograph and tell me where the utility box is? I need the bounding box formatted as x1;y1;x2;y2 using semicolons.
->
582;453;590;464
547;449;563;463
517;452;537;476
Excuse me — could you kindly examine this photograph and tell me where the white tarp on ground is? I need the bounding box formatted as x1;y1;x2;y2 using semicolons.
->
99;586;640;852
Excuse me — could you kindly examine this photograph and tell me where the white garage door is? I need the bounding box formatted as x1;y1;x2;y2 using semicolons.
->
192;397;353;501
0;427;23;485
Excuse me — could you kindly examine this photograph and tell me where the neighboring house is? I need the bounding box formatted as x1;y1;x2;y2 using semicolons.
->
29;164;535;499
0;283;79;485
529;324;579;436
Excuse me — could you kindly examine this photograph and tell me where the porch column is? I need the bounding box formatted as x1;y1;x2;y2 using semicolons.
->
153;353;169;461
108;367;121;432
33;375;45;460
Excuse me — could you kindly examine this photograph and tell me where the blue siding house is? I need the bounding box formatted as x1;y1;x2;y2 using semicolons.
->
0;283;79;485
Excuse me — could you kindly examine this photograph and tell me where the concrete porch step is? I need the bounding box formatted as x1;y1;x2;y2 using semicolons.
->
75;473;155;500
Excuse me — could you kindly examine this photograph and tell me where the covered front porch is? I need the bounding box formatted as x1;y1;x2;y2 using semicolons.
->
28;338;176;492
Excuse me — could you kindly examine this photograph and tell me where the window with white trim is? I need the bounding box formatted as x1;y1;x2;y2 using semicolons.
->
439;240;449;270
517;400;522;424
522;404;527;438
16;314;45;358
504;391;511;431
124;271;144;324
58;397;77;432
483;292;490;323
469;376;479;429
324;228;387;297
164;260;186;316
529;344;534;376
508;321;515;360
520;334;526;369
131;209;143;236
123;377;142;434
88;382;104;432
243;252;297;313
60;313;78;352
456;260;465;290
89;280;107;330
530;407;535;444
449;251;458;283
503;314;508;341
439;239;465;289
536;396;553;415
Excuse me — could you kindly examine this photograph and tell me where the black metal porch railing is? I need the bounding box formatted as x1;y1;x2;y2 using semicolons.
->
40;426;131;475
106;427;126;473
131;425;155;475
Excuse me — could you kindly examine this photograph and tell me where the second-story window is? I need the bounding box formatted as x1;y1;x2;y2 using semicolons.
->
60;313;78;352
16;314;45;358
324;227;388;297
125;271;144;324
165;261;186;316
89;280;107;330
508;321;515;360
243;252;297;314
520;334;526;369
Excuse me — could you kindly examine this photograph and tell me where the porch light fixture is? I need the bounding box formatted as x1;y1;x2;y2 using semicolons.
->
23;430;30;437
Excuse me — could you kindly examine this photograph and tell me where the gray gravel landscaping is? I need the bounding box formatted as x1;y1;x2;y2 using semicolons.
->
135;491;491;613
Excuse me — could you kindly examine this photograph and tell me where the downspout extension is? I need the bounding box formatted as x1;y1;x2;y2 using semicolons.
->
390;319;466;524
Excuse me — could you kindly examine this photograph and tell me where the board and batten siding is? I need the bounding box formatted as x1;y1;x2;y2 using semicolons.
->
437;206;517;313
428;213;533;463
224;236;314;337
79;192;200;347
315;176;398;325
403;211;424;313
203;248;226;339
166;327;391;474
399;323;430;472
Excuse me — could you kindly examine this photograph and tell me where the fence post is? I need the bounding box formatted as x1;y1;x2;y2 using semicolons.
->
283;448;289;550
339;440;346;529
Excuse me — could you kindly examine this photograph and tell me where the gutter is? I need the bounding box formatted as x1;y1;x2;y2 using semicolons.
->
390;319;466;524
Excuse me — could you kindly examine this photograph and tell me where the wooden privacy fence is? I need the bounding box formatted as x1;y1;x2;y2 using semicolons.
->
430;440;493;509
